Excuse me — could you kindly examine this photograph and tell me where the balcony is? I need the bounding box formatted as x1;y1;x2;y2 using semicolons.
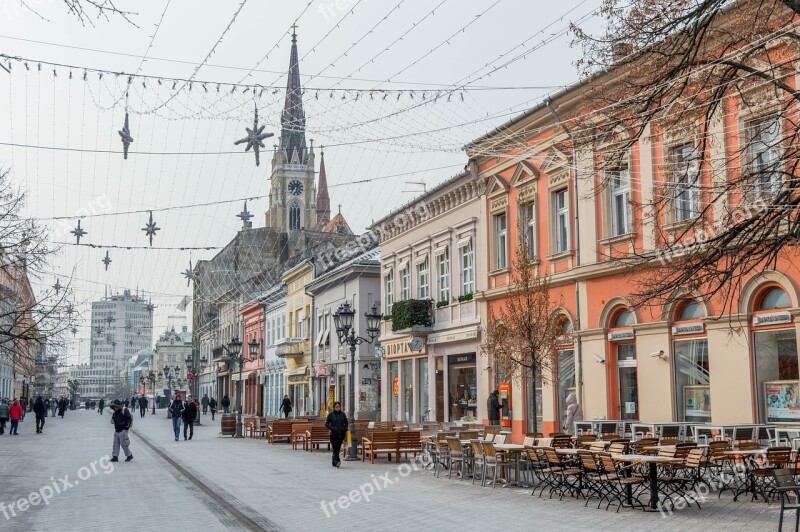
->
433;299;479;328
275;337;306;358
387;299;434;334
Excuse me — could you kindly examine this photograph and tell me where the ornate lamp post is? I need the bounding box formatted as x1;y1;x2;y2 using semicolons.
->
333;302;382;461
220;338;244;437
185;353;207;425
160;365;181;418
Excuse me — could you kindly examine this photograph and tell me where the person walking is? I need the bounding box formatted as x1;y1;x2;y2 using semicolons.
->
19;397;27;421
98;398;105;415
221;394;230;414
201;394;209;415
33;396;46;434
281;395;292;419
325;402;348;468
58;397;67;418
109;400;133;462
168;394;185;442
208;397;217;420
44;398;50;418
0;399;9;434
9;399;23;435
183;394;197;441
138;396;147;418
563;393;583;435
487;390;501;426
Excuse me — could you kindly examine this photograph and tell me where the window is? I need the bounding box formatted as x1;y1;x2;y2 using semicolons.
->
609;168;631;236
678;300;704;321
288;203;301;230
416;257;430;299
553;188;569;253
754;328;798;422
460;240;474;295
400;265;410;301
671;144;699;222
522;202;536;259
385;271;394;314
759;287;790;310
614;309;635;327
747;115;781;200
437;249;450;302
674;339;710;422
494;213;507;270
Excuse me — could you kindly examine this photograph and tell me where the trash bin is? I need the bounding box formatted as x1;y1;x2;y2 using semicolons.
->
221;413;236;436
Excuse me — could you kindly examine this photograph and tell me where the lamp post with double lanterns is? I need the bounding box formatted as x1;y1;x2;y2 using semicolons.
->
160;365;182;418
218;338;244;437
333;302;382;461
185;353;207;425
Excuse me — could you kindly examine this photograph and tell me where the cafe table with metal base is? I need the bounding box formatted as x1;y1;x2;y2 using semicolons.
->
494;443;527;487
612;454;685;511
717;449;768;502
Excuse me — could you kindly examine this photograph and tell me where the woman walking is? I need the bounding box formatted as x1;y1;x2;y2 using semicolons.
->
281;395;292;418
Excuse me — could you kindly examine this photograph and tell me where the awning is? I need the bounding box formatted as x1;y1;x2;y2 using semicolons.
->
230;371;258;382
287;366;308;377
397;260;409;271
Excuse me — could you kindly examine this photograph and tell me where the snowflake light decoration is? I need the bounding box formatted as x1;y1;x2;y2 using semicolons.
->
102;250;112;271
182;261;196;287
142;211;160;246
70;219;87;245
119;112;133;160
234;105;273;167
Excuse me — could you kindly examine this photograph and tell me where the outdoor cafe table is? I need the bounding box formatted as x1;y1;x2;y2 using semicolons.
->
716;449;768;501
612;454;685;511
495;443;527;486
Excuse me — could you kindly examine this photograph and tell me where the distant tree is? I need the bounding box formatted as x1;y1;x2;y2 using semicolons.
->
571;0;800;314
20;0;136;26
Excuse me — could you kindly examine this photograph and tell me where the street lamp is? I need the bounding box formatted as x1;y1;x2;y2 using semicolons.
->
220;338;245;437
185;352;207;425
160;365;181;418
333;302;382;461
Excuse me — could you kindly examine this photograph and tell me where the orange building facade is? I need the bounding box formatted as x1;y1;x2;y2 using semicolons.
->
465;20;800;441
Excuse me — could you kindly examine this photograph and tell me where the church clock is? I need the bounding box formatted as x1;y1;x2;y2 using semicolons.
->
288;180;304;196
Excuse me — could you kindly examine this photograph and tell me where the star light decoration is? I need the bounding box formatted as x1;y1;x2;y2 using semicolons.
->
71;326;78;337
234;105;273;167
237;201;254;228
102;250;112;271
182;261;196;287
53;278;62;295
119;112;133;160
146;302;156;315
70;219;87;245
142;211;161;246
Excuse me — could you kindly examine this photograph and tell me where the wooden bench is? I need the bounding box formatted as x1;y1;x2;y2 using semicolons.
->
398;431;422;460
362;431;399;463
269;420;296;444
291;422;313;449
306;426;331;452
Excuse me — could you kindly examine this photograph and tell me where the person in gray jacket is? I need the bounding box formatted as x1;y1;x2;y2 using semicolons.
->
0;399;9;434
563;393;583;435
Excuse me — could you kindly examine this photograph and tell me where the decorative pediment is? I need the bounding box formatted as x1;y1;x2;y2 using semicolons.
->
518;183;537;202
540;147;568;174
485;174;510;198
510;160;538;186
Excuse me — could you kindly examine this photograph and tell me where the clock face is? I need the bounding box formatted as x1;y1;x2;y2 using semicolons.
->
288;180;304;196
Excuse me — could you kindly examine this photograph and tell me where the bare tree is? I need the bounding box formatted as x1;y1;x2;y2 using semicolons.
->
481;224;564;435
571;0;800;314
18;0;136;26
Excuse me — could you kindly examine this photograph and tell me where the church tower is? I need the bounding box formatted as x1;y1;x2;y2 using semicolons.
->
266;29;317;232
315;149;331;228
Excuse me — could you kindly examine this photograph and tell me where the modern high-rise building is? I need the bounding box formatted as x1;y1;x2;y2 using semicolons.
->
72;290;153;399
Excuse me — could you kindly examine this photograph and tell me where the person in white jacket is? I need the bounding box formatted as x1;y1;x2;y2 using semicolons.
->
563;393;583;435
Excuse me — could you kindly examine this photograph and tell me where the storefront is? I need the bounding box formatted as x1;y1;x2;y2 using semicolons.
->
287;367;309;417
606;308;638;421
447;353;477;422
671;300;710;423
382;336;425;422
263;359;286;417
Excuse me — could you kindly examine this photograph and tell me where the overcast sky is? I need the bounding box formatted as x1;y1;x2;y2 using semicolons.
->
0;0;602;364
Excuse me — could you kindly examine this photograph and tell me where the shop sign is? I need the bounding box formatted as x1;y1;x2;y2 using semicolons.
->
450;353;476;364
753;312;792;326
383;338;426;358
608;329;635;341
288;375;308;383
315;365;327;377
672;322;704;335
427;328;479;345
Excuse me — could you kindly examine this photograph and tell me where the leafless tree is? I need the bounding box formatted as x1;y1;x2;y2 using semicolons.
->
481;224;564;435
571;0;800;315
18;0;136;26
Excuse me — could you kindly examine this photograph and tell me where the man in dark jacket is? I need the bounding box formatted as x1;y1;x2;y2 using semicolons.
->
168;394;185;441
201;394;209;415
281;395;292;418
33;396;46;434
324;401;348;468
220;395;230;414
138;396;148;418
487;390;501;426
208;397;217;420
182;394;198;440
58;397;67;418
109;400;133;462
98;398;105;415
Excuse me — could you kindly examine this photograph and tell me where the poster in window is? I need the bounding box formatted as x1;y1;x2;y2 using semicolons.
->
765;380;800;423
683;385;711;421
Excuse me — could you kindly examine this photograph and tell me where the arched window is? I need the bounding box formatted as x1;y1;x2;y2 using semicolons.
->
613;309;635;328
289;203;301;230
758;287;790;310
559;318;572;335
678;300;705;321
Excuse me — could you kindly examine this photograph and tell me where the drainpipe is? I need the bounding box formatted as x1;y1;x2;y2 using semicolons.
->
546;99;584;408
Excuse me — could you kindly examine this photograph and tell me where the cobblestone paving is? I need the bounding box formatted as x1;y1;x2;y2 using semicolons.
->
0;410;785;531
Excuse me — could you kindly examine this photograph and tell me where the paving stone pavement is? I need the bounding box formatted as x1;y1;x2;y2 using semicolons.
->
0;409;786;531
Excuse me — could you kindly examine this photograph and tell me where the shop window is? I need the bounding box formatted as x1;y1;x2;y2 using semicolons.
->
613;309;635;328
556;349;576;427
418;358;429;422
402;359;413;423
759;287;791;310
448;354;477;421
754;328;799;422
388;361;399;421
674;339;710;422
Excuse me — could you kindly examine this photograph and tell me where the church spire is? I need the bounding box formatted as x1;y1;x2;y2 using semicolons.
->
316;148;331;227
281;27;307;164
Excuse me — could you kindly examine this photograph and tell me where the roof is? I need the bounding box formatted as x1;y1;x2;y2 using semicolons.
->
321;212;352;235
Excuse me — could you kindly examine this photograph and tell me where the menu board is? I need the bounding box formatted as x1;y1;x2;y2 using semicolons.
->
683;385;711;421
765;380;800;423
